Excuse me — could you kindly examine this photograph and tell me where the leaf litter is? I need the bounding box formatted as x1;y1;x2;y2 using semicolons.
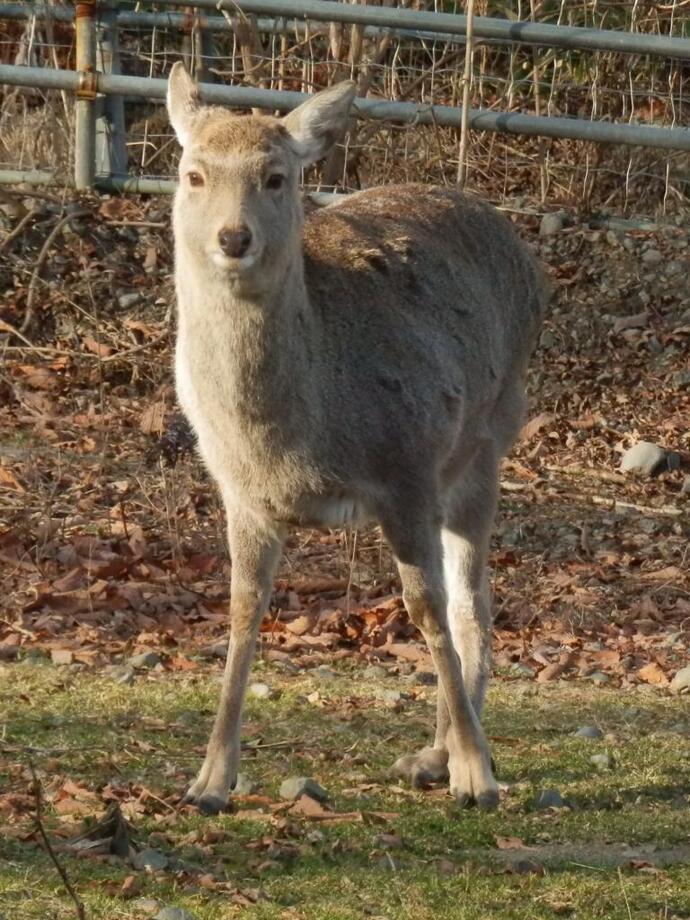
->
1;194;689;914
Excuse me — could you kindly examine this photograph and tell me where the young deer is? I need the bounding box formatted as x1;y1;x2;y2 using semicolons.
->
167;63;547;815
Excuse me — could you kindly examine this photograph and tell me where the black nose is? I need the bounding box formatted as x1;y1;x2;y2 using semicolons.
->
218;225;252;259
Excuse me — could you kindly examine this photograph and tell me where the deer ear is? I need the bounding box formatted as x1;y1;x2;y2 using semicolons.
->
167;62;202;147
283;81;356;166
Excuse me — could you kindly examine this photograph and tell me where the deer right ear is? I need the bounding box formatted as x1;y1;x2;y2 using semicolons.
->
167;63;202;147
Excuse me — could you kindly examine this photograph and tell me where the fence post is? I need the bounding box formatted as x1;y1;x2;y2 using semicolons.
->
96;0;127;176
75;0;97;189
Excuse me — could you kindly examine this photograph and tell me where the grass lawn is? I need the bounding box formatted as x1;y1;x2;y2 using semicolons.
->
1;655;690;919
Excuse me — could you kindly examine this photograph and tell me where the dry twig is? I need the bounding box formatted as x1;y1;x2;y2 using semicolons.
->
21;207;91;336
28;761;87;920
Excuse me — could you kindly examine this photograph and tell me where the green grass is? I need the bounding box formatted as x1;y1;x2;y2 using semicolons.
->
1;657;690;919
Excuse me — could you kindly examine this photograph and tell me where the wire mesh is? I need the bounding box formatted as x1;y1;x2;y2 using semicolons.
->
0;1;688;216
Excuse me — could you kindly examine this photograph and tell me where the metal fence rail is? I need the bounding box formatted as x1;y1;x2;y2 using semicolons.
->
0;0;689;212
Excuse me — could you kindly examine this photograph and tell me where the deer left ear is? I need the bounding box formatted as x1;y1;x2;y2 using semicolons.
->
167;62;202;147
283;81;356;166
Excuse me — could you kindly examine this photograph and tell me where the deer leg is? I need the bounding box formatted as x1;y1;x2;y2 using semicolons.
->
183;509;283;815
393;447;498;791
384;508;498;809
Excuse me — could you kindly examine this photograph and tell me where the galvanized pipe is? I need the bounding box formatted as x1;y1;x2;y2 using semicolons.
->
2;64;689;151
74;0;97;189
159;0;690;60
0;3;479;45
96;0;128;176
1;1;689;58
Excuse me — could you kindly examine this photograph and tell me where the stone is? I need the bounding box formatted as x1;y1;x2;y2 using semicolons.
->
132;899;161;915
115;667;135;686
575;725;603;740
233;773;257;796
681;477;690;496
670;666;690;693
641;248;662;265
374;833;404;849
197;641;228;660
248;682;274;700
511;662;536;679
153;909;197;920
588;671;610;685
132;848;169;872
128;651;161;669
379;688;406;706
665;259;684;276
363;665;388;680
620;442;668;477
539;329;557;349
314;665;338;680
279;776;328;802
539;212;564;237
672;370;690;389
533;788;566;810
118;291;143;309
590;753;613;770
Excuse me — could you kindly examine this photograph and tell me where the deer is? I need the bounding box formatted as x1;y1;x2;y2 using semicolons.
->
167;62;547;815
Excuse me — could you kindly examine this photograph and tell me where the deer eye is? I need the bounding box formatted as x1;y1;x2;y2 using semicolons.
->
266;173;285;191
187;171;204;187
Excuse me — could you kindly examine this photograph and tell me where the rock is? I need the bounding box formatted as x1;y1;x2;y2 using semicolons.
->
363;665;388;680
197;641;228;660
511;662;536;679
153;909;197;920
233;773;257;796
415;670;437;686
374;833;404;849
132;848;169;872
672;370;690;389
128;651;161;669
118;291;143;309
539;329;557;349
641;248;662;266
279;776;328;802
510;857;545;875
132;899;161;915
590;753;613;770
539;212;564;237
670;666;690;692
379;688;408;706
588;671;610;685
115;667;135;686
575;725;603;740
620;442;668;477
314;665;338;680
682;477;690;497
533;788;566;810
248;682;274;700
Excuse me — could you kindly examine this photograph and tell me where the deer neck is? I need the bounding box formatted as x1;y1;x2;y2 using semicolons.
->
176;241;319;433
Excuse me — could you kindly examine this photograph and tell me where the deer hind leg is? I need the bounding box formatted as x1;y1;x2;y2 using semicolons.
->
183;508;283;814
384;504;498;809
393;445;499;793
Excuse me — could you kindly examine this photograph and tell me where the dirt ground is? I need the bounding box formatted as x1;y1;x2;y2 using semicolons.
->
0;191;688;682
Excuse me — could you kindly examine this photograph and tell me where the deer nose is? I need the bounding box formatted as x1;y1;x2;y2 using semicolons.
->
218;225;252;259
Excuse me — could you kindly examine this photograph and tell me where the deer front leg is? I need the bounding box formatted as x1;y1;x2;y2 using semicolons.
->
183;509;283;815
